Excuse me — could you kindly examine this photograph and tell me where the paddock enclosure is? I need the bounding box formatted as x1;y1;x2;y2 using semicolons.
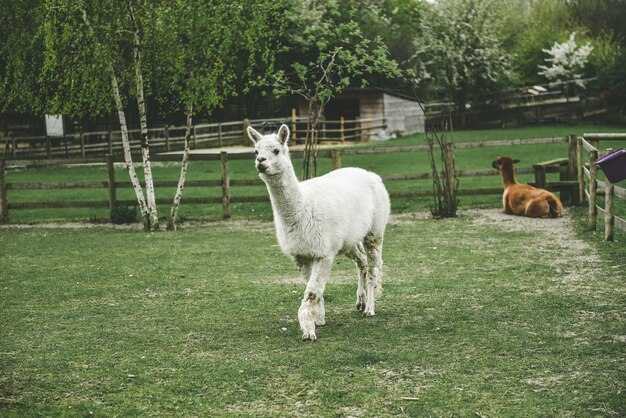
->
1;126;625;415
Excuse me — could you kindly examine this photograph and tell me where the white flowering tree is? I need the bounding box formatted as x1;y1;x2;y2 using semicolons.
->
538;32;593;94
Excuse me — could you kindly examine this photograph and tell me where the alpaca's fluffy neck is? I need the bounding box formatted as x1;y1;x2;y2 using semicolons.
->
501;167;517;187
262;162;304;222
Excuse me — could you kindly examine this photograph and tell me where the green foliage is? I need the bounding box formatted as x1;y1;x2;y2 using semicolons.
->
566;0;626;41
2;0;625;119
412;0;513;110
338;0;426;71
587;34;626;95
0;0;46;113
146;0;282;118
38;0;131;117
269;0;401;102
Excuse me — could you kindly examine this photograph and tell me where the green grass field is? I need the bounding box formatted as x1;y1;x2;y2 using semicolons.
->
1;124;625;416
1;207;624;416
4;124;626;223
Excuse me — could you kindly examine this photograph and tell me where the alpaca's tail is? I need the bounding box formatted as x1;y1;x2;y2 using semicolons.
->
547;194;563;218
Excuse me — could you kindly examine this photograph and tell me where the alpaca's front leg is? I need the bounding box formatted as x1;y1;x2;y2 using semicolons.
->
295;256;324;324
298;256;333;341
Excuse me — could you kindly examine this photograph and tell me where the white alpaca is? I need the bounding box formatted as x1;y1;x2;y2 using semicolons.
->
248;124;390;341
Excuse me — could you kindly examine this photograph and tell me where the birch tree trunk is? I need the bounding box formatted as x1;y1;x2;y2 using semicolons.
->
129;2;159;231
167;102;193;231
80;8;150;228
110;71;150;228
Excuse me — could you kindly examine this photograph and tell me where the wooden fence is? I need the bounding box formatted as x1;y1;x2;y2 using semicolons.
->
0;136;582;224
424;94;625;130
0;115;386;161
578;133;626;241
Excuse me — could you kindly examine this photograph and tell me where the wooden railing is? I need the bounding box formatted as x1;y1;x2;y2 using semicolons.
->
0;116;386;161
0;136;580;224
578;133;626;241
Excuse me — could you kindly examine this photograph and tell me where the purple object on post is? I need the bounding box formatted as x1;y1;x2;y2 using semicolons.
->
595;148;626;183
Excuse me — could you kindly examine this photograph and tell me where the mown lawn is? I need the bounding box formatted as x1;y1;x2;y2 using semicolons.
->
3;123;625;223
1;208;624;416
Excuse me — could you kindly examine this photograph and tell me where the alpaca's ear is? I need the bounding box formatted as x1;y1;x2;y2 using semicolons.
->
513;159;521;164
247;126;262;145
277;124;290;145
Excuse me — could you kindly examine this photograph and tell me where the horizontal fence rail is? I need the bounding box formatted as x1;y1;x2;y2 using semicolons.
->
0;136;581;224
0;115;386;161
578;134;626;241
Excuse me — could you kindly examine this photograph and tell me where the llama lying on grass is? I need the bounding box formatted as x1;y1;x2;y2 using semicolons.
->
248;124;390;341
492;156;563;218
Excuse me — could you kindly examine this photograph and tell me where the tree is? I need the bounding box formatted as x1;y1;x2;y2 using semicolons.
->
266;0;401;179
538;32;594;92
411;0;513;126
29;0;280;230
73;3;159;231
145;0;281;229
338;0;427;70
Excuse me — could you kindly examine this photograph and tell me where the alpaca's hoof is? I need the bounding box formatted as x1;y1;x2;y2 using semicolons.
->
302;332;317;341
362;310;375;317
356;302;365;311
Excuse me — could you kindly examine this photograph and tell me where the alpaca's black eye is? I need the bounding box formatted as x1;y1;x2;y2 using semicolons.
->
254;150;258;156
273;149;280;155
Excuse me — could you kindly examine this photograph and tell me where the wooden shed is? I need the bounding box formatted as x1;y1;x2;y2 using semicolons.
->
296;88;425;140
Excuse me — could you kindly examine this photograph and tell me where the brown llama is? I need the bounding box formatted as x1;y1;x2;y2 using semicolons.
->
492;156;563;218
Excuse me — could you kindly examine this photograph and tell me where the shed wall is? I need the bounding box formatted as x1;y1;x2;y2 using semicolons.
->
383;93;425;134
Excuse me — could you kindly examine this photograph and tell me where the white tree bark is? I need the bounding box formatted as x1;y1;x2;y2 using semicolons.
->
167;103;193;231
110;71;150;227
129;2;159;231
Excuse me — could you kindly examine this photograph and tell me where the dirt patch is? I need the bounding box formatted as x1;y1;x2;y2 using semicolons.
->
462;208;594;253
461;208;603;287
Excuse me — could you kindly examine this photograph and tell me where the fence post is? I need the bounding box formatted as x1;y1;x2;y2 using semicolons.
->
604;148;615;241
605;178;614;241
588;146;598;231
221;151;231;219
11;135;16;159
80;132;86;158
106;154;117;217
164;125;170;152
565;134;577;204
46;136;52;159
243;118;250;147
331;149;342;170
577;136;584;204
534;165;546;188
292;108;297;144
340;117;345;143
0;159;8;223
